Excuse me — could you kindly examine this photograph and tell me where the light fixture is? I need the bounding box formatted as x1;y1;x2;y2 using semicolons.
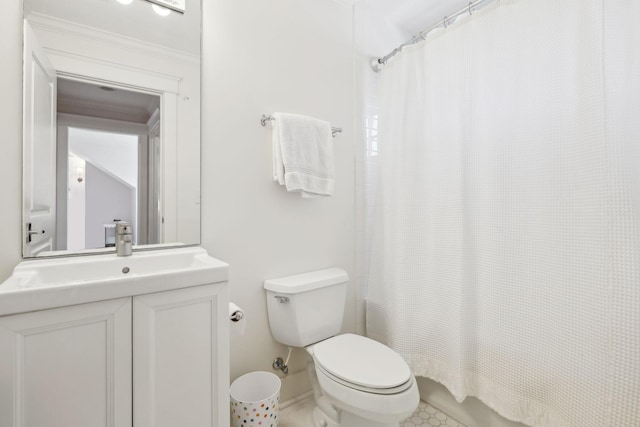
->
146;0;185;14
116;0;134;5
152;4;171;16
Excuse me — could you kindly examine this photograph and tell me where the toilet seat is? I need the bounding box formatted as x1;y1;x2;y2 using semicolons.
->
312;334;412;395
315;363;413;395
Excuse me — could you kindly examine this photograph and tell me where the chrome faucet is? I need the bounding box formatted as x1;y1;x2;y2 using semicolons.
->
115;222;133;257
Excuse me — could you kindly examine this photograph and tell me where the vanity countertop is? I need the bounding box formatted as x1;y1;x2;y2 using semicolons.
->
0;246;228;316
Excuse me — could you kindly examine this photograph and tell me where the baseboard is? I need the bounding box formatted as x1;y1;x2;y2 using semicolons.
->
279;390;314;410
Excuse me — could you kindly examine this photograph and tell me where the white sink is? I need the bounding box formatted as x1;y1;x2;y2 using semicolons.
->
0;246;228;316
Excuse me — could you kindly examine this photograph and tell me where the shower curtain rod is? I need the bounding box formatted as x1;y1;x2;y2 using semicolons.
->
371;0;496;72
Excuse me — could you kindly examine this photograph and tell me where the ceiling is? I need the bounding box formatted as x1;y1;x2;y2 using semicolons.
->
24;0;200;56
25;0;475;58
58;79;160;124
357;0;473;35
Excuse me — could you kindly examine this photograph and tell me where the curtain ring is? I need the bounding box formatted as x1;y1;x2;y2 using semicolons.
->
444;16;449;28
469;2;474;15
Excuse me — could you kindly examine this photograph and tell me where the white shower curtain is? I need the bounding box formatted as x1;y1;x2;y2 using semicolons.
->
366;1;639;426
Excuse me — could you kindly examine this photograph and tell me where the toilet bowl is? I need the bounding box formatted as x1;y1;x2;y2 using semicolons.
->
264;268;419;427
307;333;419;427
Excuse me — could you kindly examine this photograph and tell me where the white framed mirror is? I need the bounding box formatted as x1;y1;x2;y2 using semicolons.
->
22;0;201;257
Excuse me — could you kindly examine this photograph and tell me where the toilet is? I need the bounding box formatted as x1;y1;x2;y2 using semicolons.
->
264;268;419;427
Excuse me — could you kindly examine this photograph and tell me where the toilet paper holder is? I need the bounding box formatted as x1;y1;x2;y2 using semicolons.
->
229;302;245;322
230;310;244;322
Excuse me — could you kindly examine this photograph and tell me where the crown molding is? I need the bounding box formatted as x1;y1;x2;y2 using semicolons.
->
27;12;200;66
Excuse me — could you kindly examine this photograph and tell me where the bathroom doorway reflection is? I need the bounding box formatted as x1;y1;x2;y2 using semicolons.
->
56;78;162;251
66;128;137;250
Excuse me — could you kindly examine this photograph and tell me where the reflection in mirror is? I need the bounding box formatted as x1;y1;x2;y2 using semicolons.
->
57;79;162;251
23;0;201;257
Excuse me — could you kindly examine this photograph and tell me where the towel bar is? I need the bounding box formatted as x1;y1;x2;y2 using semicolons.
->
260;114;342;138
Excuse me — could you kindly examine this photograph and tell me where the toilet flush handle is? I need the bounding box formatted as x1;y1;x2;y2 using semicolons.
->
273;295;290;304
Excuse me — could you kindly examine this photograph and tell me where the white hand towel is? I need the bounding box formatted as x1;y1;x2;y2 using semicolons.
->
272;112;334;197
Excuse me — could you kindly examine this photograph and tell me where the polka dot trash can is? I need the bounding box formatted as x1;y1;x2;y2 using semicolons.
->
230;371;281;427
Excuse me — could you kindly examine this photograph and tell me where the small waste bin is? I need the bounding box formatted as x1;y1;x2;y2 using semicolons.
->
230;371;281;427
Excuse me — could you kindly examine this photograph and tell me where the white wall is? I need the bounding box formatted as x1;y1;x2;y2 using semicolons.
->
69;128;139;189
201;0;355;402
0;1;23;280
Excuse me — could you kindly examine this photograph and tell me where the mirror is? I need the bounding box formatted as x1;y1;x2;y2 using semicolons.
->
22;0;201;257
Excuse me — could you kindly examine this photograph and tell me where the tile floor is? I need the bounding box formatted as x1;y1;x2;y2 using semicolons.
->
401;401;467;427
278;397;466;427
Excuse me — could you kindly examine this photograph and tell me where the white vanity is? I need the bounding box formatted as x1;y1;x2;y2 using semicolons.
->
0;247;229;427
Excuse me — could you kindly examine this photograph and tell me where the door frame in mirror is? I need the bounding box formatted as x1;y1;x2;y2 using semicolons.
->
55;84;162;251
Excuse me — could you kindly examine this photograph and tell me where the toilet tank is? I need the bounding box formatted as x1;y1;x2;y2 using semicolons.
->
264;268;348;347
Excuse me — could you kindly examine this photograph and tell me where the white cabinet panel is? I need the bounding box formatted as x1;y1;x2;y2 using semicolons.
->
133;284;229;427
0;298;132;427
0;282;228;427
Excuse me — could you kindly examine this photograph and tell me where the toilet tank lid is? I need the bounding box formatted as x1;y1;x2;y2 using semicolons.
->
264;268;349;294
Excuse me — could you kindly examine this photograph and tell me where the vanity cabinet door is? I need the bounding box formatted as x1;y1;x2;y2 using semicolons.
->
0;298;132;427
133;283;228;427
